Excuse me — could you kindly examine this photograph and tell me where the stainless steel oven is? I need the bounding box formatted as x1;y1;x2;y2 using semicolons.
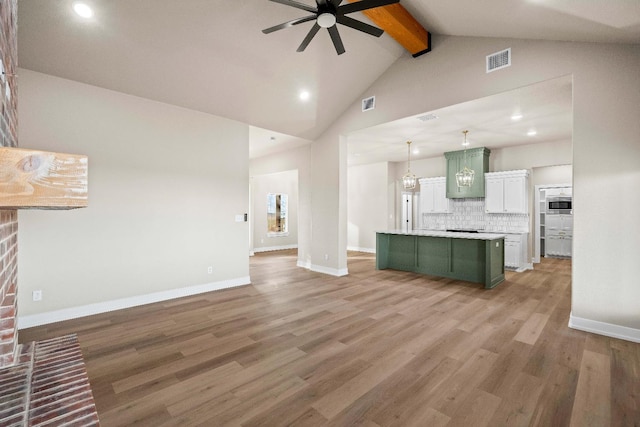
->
547;196;572;214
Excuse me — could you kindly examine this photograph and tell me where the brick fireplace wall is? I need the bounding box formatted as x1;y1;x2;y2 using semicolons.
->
0;0;19;368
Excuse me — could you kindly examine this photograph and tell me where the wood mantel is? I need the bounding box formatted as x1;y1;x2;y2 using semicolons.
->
0;147;88;209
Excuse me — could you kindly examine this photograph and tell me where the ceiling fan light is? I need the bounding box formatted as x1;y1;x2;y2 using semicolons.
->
317;13;336;28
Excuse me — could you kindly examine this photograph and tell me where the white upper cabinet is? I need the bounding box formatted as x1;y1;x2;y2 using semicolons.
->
419;177;451;214
484;170;529;214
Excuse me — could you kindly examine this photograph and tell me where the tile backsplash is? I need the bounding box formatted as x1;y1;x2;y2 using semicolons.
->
421;198;529;233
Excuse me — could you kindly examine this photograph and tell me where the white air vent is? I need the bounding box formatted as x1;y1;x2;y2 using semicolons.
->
362;96;375;112
486;48;511;73
416;113;438;122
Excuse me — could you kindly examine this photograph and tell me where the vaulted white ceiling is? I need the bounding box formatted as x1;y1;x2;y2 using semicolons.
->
17;1;640;160
348;75;573;165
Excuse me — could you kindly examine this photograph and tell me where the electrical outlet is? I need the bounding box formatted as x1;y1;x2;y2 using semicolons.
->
207;266;213;274
32;290;42;302
324;254;329;261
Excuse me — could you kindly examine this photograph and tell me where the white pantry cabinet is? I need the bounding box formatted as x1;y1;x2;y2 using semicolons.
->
545;214;573;258
485;170;529;214
419;177;452;214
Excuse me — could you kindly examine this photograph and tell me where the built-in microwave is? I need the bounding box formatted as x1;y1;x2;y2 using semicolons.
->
547;196;572;214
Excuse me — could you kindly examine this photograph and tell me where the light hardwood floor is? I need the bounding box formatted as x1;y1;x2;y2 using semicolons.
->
20;250;640;426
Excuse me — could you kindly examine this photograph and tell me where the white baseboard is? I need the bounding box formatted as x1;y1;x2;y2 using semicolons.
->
296;259;348;277
309;264;349;277
253;244;298;253
347;246;376;254
569;313;640;343
297;259;311;269
18;276;251;330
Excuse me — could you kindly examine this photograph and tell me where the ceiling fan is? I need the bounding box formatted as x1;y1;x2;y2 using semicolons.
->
263;0;400;55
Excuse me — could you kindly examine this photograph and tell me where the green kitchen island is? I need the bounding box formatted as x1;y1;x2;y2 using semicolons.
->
376;230;506;289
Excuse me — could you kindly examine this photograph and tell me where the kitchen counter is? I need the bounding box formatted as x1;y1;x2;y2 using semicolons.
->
376;231;505;289
382;229;507;240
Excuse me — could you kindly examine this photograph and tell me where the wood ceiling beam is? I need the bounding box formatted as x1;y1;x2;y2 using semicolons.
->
347;1;431;57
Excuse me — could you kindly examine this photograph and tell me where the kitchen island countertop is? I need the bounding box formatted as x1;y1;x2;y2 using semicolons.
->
379;229;507;240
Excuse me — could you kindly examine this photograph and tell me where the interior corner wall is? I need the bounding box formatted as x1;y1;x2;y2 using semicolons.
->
17;69;250;320
531;164;573;187
347;162;389;252
250;145;311;267
387;162;398;230
489;140;572;171
310;129;344;273
251;170;298;252
309;35;640;333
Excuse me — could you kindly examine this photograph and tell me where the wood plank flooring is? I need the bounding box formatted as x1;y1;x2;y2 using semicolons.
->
19;250;640;426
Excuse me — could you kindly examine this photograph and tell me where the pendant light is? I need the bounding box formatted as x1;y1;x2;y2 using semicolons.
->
455;130;475;188
402;141;417;190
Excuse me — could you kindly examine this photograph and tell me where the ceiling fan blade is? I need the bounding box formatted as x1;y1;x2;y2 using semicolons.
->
269;0;318;14
262;15;317;34
336;15;383;37
328;25;346;55
329;0;344;6
338;0;399;15
297;23;322;52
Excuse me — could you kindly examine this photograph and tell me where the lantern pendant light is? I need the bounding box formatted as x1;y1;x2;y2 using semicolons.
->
402;141;417;190
456;130;475;188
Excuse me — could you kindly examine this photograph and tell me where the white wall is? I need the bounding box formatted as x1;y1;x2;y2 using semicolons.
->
251;170;298;252
307;36;640;336
490;140;572;171
17;69;250;318
532;164;572;187
250;145;311;267
347;162;389;252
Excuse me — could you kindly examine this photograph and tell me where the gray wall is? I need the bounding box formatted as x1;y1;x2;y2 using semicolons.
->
18;69;250;317
347;162;389;252
306;36;640;333
251;170;298;252
250;145;311;268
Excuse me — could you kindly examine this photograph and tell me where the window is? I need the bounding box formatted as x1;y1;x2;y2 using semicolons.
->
267;193;288;236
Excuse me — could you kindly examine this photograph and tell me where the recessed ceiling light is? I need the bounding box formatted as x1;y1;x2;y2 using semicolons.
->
511;113;523;121
413;149;420;154
527;130;537;136
73;2;93;18
299;91;310;101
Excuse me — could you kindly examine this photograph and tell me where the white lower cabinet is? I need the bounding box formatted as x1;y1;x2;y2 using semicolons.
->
504;233;528;271
546;235;572;257
545;214;573;258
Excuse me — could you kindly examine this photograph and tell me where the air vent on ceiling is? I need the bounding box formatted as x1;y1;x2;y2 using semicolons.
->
486;48;511;73
362;96;375;112
416;113;438;122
